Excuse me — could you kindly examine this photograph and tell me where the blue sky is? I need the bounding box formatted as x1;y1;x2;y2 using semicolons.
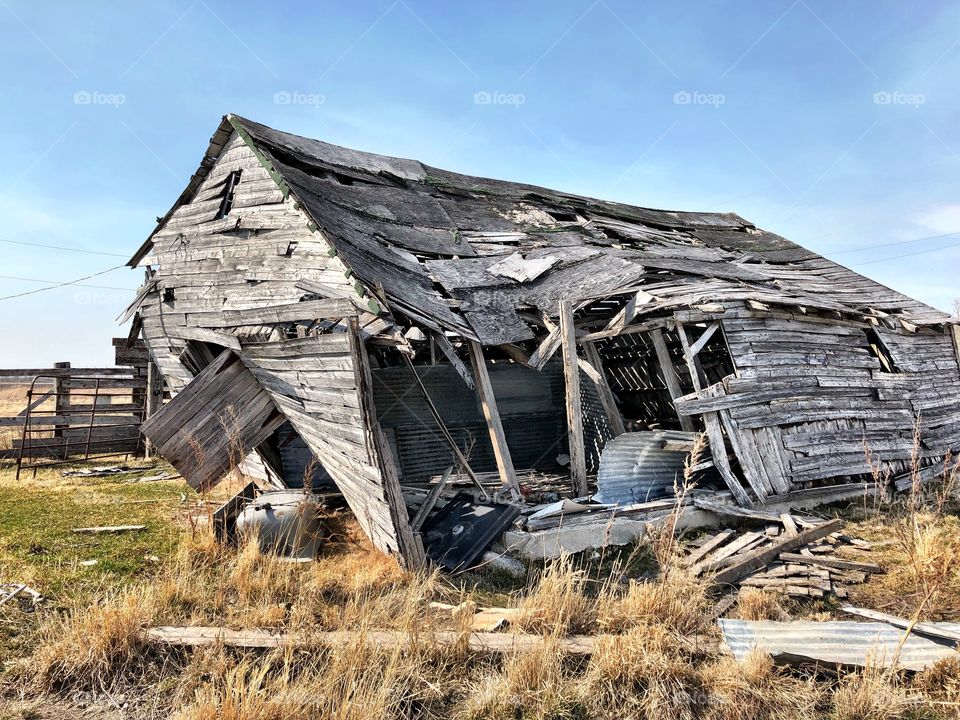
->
1;0;959;366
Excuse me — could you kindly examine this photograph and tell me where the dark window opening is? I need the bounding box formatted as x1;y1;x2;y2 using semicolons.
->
866;329;899;372
180;340;226;377
688;323;737;386
592;323;735;433
215;170;242;219
162;287;175;303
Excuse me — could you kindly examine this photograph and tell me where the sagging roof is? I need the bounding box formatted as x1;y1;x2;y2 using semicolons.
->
130;114;951;345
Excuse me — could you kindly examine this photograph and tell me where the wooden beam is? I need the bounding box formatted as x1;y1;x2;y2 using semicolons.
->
649;329;695;432
528;326;561;370
143;361;163;459
581;342;626;437
467;340;520;496
431;332;475;389
353;322;426;570
578;317;668;344
560;301;588;496
144;626;600;656
688;322;720;357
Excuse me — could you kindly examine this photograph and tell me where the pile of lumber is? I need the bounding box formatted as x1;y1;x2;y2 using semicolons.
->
682;513;882;598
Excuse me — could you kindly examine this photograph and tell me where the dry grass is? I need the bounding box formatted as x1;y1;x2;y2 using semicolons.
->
699;652;823;720
514;554;593;635
8;432;960;718
733;589;788;621
848;444;960;620
831;665;923;720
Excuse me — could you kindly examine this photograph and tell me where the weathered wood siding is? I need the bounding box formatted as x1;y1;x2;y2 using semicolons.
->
677;302;960;495
134;131;366;393
240;333;414;561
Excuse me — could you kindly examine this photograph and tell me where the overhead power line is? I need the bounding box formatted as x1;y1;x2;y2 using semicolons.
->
0;266;128;301
0;274;130;291
0;237;127;257
824;231;960;255
849;241;960;267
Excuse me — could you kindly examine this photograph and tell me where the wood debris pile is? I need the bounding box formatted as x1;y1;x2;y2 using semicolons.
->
681;513;882;600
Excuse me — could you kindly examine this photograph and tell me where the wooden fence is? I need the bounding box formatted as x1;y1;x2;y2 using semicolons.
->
0;339;162;475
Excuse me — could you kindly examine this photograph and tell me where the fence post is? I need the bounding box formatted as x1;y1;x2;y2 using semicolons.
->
143;361;162;459
53;362;71;460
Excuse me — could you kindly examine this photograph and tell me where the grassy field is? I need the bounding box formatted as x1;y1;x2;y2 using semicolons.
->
0;454;957;719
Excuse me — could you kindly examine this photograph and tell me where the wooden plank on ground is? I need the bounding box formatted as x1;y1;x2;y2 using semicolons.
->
684;529;735;567
144;626;599;655
779;553;882;574
73;525;147;534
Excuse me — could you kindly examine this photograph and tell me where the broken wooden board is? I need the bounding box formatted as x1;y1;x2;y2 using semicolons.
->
72;525;147;534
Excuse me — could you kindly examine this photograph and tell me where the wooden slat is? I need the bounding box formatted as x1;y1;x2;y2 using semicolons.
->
711;519;843;587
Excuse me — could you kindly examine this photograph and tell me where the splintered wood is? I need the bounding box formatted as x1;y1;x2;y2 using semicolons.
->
682;513;878;599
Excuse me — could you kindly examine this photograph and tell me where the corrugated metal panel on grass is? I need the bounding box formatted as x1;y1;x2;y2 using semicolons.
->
719;619;960;671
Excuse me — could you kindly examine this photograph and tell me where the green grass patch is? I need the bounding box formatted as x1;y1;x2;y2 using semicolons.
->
0;462;191;603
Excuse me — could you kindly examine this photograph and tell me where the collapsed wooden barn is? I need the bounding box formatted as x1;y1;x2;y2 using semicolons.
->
125;114;960;568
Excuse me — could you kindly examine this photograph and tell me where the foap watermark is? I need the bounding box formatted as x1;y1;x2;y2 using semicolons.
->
73;90;125;108
273;90;325;108
873;90;925;108
673;90;725;108
72;291;126;307
474;90;525;107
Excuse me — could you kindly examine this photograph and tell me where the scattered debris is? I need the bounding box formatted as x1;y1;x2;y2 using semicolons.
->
422;494;521;571
132;472;176;482
678;515;879;599
0;583;43;607
78;560;98;567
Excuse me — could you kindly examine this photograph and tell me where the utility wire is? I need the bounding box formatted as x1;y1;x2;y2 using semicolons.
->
0;237;127;257
0;274;130;291
0;266;128;301
849;241;960;267
824;231;960;255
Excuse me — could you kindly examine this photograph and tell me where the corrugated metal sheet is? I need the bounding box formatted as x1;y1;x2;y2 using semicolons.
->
594;430;697;504
719;619;960;671
373;361;573;481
